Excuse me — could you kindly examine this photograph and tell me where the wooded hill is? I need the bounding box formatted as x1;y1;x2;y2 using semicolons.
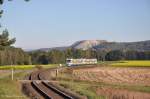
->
93;40;150;52
33;40;150;52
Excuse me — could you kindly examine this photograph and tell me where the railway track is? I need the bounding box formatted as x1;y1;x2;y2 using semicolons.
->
29;70;74;99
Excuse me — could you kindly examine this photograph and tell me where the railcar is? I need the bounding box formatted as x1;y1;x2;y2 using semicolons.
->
66;58;97;66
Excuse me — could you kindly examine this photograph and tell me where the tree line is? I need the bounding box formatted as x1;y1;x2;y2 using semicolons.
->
0;30;149;66
0;47;31;65
29;49;150;65
0;44;150;66
0;29;31;66
29;49;97;64
105;50;150;61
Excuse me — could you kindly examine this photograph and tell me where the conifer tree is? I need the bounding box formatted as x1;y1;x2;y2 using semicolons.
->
0;29;16;47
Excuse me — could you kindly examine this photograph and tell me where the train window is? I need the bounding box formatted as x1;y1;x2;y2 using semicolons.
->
66;60;71;62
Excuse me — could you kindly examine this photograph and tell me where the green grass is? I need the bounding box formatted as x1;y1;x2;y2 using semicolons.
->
111;60;150;67
42;64;61;68
59;81;105;99
98;61;114;65
0;65;35;70
0;71;30;99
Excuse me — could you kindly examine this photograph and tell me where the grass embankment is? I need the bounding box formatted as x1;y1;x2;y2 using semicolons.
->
59;80;150;99
59;81;105;99
0;71;30;99
111;60;150;67
57;73;150;98
55;72;105;99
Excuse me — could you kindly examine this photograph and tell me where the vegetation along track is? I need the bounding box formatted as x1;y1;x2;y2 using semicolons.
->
28;69;74;99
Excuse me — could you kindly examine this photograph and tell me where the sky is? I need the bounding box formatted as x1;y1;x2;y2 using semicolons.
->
1;0;150;49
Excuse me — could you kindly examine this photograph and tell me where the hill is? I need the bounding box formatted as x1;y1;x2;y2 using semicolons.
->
93;40;150;51
71;40;107;50
27;40;150;52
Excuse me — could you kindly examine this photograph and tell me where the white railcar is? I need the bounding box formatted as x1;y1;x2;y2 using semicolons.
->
66;58;97;66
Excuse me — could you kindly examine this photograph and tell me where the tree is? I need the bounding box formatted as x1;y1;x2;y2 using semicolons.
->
0;0;32;66
0;0;29;5
96;50;107;61
72;49;84;58
105;50;124;61
65;48;73;58
84;49;96;59
38;54;49;64
0;47;31;66
0;0;3;5
0;29;16;47
49;50;65;64
0;0;30;26
125;50;137;60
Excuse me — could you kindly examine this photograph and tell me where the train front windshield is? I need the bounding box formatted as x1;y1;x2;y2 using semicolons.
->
66;59;71;63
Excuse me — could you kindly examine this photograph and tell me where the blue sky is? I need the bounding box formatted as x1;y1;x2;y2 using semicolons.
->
1;0;150;49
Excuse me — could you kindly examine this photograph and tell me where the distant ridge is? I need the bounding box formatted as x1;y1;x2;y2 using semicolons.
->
38;46;68;52
93;40;150;51
26;46;68;52
26;40;150;52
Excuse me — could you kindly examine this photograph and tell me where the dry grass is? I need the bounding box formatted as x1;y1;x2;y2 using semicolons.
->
56;66;150;99
73;67;150;86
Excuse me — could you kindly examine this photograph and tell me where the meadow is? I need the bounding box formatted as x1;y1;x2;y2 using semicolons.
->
0;64;59;70
110;60;150;67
